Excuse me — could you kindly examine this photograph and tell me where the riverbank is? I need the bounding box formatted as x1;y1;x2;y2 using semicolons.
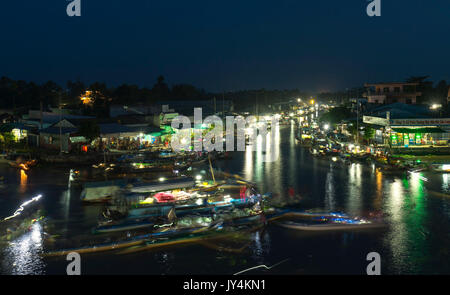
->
394;154;450;164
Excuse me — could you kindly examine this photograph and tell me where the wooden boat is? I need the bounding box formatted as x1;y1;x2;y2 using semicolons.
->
80;179;127;203
126;161;175;172
128;177;195;193
105;194;261;222
264;208;349;222
44;224;211;257
93;220;156;234
117;218;264;255
80;177;196;203
45;212;264;256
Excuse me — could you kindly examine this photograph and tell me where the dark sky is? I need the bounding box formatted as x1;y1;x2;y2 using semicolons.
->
0;0;449;92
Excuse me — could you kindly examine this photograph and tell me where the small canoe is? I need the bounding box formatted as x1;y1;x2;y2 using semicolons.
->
276;220;386;231
264;209;348;222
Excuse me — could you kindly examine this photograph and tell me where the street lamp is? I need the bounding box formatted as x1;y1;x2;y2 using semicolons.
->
430;103;442;110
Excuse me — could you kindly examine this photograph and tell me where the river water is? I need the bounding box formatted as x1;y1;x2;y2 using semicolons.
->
1;123;449;274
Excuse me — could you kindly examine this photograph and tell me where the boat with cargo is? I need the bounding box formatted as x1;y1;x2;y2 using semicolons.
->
80;176;196;203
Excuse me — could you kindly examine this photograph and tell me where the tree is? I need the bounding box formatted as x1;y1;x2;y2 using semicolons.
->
67;80;85;104
78;121;100;144
0;132;15;151
112;84;140;104
435;80;448;105
41;81;63;107
406;76;433;104
363;126;375;144
318;107;353;125
152;75;170;100
171;84;200;99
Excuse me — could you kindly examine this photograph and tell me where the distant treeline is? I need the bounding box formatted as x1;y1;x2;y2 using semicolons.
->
0;75;210;112
0;75;313;116
0;75;448;117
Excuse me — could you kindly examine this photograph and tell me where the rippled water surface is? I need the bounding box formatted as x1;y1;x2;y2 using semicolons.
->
1;124;449;274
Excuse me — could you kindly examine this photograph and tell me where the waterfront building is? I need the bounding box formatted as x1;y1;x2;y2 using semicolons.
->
97;123;170;150
362;103;450;153
364;82;421;104
389;118;450;148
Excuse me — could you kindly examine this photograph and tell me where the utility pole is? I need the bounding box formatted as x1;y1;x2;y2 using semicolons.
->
255;92;258;118
59;94;63;154
386;111;391;152
39;101;43;130
356;99;359;144
222;91;225;120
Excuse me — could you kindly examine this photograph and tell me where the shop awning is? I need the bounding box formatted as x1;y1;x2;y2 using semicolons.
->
391;127;446;133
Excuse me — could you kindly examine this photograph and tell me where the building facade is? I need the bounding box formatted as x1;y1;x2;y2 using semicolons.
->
364;82;421;104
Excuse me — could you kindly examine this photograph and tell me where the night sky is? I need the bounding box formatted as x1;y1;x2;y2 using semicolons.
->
0;0;449;92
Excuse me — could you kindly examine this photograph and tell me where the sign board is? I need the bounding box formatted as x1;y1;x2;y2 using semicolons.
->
70;136;87;143
363;116;389;126
391;118;450;126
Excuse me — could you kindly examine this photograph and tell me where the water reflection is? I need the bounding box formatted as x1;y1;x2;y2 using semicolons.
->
244;145;253;181
374;170;383;210
443;174;449;192
1;124;449;274
19;169;28;194
385;179;408;271
324;170;336;211
1;222;45;275
347;163;362;215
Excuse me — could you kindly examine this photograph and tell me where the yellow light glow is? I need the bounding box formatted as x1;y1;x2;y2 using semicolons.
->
80;90;93;105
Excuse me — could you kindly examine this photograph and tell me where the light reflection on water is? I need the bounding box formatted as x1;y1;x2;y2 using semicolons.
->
324;170;336;211
19;169;27;194
1;222;45;275
443;174;449;192
347;163;362;215
0;124;450;274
